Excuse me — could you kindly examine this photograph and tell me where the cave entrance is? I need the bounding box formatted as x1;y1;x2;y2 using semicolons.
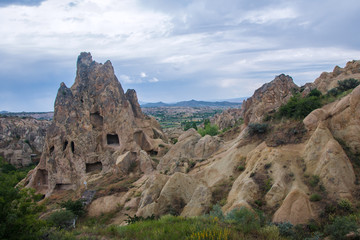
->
71;141;75;153
63;140;68;151
35;169;48;186
90;112;104;130
55;184;73;191
107;134;119;145
86;162;103;173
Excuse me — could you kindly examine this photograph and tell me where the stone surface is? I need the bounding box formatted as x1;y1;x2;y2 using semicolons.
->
241;74;299;124
26;52;167;196
210;108;243;130
314;60;360;93
0;116;50;167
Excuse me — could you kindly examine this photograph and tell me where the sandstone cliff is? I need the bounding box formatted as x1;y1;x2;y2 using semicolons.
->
241;74;299;124
0;116;50;167
26;53;167;196
210;108;242;130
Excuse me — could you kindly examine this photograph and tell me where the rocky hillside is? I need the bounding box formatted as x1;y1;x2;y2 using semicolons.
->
0;116;50;167
25;56;360;227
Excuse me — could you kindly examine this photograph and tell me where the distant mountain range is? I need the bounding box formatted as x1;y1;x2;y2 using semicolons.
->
141;99;243;108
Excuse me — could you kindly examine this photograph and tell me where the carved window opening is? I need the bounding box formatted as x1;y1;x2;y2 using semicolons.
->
63;140;68;151
86;162;103;173
107;134;119;145
71;141;75;153
147;150;158;156
90;112;104;129
49;146;54;154
36;169;48;186
55;183;72;191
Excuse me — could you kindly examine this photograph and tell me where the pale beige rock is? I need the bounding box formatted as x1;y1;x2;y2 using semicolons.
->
241;74;299;124
303;124;355;199
88;193;124;217
116;151;136;174
314;60;360;93
210;108;242;130
273;189;314;225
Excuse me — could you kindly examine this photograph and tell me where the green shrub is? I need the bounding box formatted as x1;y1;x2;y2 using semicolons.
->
277;222;294;237
238;165;245;171
337;199;353;213
60;199;85;217
324;216;358;240
259;225;281;239
183;121;198;131
309;175;320;187
310;194;322;202
309;89;322;97
225;207;260;233
278;94;322;119
198;120;219;137
47;210;76;229
209;204;224;220
248;123;268;135
187;228;230;240
337;78;360;92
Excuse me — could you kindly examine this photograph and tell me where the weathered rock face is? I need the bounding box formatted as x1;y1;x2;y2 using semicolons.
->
27;52;167;196
0;116;50;167
314;60;360;93
241;74;299;124
157;129;222;173
210;108;242;130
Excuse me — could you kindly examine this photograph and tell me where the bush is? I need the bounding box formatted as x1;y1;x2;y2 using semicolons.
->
337;199;353;213
47;210;76;229
225;207;260;233
337;78;360;92
60;199;85;217
198;120;219;137
259;225;281;239
310;194;322;202
187;228;230;240
277;222;294;237
309;89;322;97
209;204;224;220
309;175;320;187
183;121;198;131
278;95;322;119
248;123;268;135
324;216;358;240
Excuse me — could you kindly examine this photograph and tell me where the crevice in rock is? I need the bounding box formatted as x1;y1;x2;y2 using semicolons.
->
71;141;75;153
63;140;68;151
55;183;73;191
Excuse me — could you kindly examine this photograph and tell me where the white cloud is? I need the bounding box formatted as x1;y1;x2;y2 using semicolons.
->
140;72;147;78
149;77;159;83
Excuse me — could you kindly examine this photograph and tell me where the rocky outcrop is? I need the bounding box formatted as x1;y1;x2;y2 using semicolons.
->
157;129;222;173
210;108;242;130
314;60;360;93
26;52;167;196
0;116;50;167
241;74;299;124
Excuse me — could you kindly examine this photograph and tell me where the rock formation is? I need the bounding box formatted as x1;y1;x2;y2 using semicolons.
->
0;116;50;167
26;52;167;196
241;74;299;124
210;108;243;130
22;55;360;226
314;60;360;93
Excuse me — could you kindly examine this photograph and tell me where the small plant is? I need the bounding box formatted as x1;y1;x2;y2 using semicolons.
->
309;175;320;187
264;163;272;169
125;214;156;224
264;178;273;192
259;225;280;239
337;199;353;213
237;165;245;171
310;193;322;202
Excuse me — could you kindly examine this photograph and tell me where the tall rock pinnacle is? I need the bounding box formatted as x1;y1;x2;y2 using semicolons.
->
27;52;167;196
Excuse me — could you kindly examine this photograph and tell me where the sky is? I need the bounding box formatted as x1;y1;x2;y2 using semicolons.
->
0;0;360;112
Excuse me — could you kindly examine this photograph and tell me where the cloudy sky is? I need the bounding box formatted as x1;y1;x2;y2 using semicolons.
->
0;0;359;111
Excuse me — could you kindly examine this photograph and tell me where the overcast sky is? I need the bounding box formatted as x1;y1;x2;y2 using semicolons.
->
0;0;359;111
